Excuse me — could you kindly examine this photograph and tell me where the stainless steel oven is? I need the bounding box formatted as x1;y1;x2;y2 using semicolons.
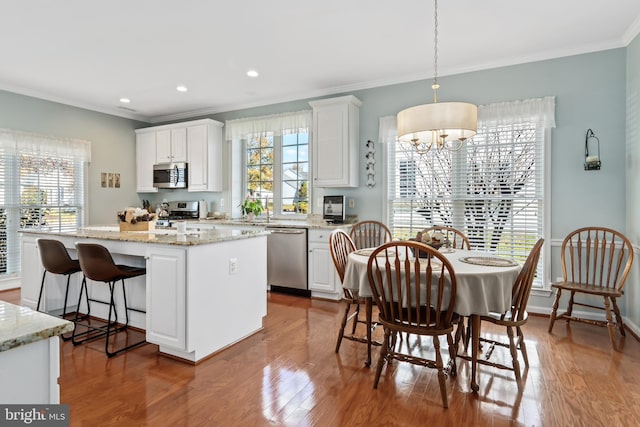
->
153;162;187;189
266;227;309;297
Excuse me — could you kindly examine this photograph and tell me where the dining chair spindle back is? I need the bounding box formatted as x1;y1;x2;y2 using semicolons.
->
548;227;634;351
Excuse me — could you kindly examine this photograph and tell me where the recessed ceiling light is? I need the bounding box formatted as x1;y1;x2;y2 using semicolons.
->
119;98;131;103
247;70;259;78
176;85;188;92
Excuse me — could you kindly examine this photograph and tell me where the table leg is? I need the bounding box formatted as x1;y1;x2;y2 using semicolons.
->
470;314;480;392
365;297;372;367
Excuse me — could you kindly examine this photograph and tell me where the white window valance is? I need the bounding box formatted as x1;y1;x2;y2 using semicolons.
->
0;128;92;162
225;110;313;141
478;96;556;129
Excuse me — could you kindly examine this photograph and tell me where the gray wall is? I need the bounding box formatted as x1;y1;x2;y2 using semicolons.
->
0;90;147;225
626;34;640;331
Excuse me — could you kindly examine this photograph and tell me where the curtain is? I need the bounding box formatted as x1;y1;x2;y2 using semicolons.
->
225;110;313;141
0;128;92;162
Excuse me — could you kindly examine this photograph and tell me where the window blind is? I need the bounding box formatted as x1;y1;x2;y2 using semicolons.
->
386;96;555;287
0;129;89;277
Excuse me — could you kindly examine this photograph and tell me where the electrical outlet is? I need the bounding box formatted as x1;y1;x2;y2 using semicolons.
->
220;198;225;207
348;199;355;208
229;258;238;274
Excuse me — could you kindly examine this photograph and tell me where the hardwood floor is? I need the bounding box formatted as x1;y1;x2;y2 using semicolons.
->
2;288;640;426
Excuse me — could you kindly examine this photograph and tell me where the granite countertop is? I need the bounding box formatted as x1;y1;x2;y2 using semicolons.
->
0;301;74;352
20;226;268;246
193;218;352;229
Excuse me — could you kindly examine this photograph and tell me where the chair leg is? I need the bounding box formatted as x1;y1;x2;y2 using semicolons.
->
516;326;529;367
105;280;147;358
36;270;47;312
62;274;72;318
566;291;576;322
603;296;619;352
105;281;117;356
611;297;626;337
373;328;390;389
351;303;361;335
506;326;522;385
433;335;448;408
446;332;457;377
335;302;351;353
548;289;562;333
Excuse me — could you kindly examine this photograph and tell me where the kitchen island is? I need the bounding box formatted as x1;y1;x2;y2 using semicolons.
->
20;227;268;363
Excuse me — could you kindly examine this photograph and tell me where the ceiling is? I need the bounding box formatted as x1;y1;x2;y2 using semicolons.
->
2;1;640;123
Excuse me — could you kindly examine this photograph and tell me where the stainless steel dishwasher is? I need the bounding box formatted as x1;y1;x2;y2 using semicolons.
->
266;227;310;297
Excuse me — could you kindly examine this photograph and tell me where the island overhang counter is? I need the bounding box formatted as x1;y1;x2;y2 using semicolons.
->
19;227;268;363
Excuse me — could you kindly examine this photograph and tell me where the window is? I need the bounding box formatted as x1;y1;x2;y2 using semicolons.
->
0;129;90;279
386;96;555;288
227;111;312;217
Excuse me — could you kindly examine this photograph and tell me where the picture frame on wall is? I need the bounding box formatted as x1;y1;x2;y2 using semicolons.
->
108;173;114;187
101;172;107;188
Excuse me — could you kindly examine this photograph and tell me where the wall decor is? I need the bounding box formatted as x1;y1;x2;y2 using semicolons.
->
101;172;121;188
365;140;376;188
584;128;601;170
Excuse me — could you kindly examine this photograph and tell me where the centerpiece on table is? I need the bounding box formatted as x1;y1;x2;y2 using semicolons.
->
239;196;263;222
412;230;448;258
117;207;157;231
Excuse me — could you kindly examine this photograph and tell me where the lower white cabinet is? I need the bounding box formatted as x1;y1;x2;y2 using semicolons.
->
145;247;186;350
308;229;340;299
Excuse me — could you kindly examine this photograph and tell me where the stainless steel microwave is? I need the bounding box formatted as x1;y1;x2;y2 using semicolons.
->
153;162;188;189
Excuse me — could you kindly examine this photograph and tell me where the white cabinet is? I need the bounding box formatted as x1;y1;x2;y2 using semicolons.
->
308;229;340;299
309;95;361;188
135;131;158;193
135;118;223;193
187;122;223;192
145;247;186;350
20;235;43;309
156;128;187;164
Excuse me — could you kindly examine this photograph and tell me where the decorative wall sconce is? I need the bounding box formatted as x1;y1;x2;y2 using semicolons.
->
365;140;376;187
584;129;601;171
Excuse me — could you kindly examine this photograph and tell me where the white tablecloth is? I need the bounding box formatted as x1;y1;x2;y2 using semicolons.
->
342;249;521;317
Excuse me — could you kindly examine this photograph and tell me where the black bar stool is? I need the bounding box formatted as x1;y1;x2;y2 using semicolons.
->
36;239;84;324
72;243;147;357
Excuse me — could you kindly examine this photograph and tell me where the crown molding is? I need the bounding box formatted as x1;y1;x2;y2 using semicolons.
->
0;83;150;123
622;14;640;46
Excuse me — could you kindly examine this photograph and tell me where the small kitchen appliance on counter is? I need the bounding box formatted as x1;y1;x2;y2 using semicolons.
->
323;195;345;223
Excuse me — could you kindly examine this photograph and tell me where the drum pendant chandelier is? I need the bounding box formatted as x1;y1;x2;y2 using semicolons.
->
397;0;477;154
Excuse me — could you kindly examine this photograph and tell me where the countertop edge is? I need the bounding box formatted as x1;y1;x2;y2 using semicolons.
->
0;302;75;353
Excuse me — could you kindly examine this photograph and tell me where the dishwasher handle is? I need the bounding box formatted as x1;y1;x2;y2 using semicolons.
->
267;228;306;235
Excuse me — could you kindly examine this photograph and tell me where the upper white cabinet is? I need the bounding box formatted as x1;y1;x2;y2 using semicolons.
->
135;131;158;192
187;122;223;192
135;118;224;193
309;95;361;188
156;128;187;164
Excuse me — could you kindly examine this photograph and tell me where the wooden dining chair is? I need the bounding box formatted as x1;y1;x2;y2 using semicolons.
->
367;241;458;408
548;227;634;351
329;229;375;355
420;225;471;249
457;238;544;388
349;220;392;250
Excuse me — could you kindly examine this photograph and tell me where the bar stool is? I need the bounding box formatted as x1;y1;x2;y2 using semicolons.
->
72;242;147;357
36;239;83;322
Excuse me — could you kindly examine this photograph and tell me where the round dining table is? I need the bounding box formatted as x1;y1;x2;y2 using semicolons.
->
342;247;521;391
